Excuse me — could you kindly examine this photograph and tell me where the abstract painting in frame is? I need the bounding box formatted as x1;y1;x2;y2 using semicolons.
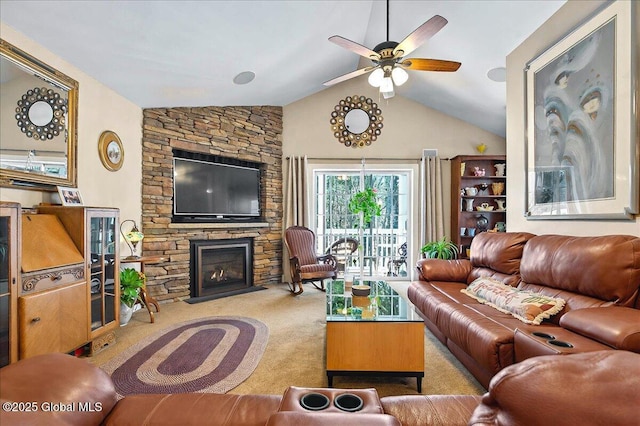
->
525;0;638;219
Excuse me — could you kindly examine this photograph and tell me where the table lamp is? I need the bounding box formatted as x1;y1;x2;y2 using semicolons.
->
120;219;144;260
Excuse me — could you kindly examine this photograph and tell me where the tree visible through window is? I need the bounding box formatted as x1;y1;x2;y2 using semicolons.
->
314;170;409;279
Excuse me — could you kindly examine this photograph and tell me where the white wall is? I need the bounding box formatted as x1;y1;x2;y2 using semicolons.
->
283;76;505;160
0;23;143;244
283;75;506;265
506;0;639;236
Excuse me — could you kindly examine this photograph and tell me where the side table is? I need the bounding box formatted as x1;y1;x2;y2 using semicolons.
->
120;255;168;323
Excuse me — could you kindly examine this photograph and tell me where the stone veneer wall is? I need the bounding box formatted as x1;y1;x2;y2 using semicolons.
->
141;106;283;302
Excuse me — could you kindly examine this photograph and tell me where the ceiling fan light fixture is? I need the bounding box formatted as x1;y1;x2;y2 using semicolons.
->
391;67;408;86
382;88;395;99
380;76;394;94
368;68;384;87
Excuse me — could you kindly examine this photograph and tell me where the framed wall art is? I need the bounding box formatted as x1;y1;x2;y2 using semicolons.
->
524;0;637;220
98;130;124;171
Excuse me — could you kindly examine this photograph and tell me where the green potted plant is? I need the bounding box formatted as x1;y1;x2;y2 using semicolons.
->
119;268;145;326
348;187;382;227
420;236;459;259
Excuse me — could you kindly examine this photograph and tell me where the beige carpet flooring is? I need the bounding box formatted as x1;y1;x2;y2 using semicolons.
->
90;282;485;398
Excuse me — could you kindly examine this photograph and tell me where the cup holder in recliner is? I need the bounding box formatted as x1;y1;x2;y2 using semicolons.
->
334;393;364;412
532;332;556;340
548;340;574;348
299;392;330;411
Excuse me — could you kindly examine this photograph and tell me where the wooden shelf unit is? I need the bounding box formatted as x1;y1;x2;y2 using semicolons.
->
450;155;507;258
37;206;120;355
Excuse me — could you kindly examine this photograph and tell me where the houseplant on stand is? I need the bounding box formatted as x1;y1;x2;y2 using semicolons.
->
348;187;382;292
120;268;145;326
420;236;459;259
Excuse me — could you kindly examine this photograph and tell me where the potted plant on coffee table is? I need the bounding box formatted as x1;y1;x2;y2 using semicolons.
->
119;268;145;326
420;236;459;259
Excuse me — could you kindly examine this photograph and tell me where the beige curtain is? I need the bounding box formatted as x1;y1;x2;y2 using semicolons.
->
282;156;308;282
422;156;445;244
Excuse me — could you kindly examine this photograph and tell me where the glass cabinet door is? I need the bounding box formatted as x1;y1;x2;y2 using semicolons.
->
0;203;19;367
89;214;118;332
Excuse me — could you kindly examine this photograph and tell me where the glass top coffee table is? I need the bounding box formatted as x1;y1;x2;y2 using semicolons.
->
325;279;425;392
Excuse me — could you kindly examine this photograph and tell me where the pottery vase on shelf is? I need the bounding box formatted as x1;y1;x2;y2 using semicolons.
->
465;199;475;212
476;214;489;232
494;163;506;177
496;199;506;211
491;182;505;196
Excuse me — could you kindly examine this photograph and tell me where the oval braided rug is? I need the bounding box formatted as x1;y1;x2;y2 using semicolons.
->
100;316;268;398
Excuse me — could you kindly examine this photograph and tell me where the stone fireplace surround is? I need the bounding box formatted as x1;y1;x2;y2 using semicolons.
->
141;106;283;303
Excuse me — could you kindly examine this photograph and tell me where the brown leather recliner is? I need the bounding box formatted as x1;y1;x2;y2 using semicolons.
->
1;350;638;426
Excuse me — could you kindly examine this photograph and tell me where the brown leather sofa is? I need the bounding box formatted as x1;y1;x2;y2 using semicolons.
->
409;232;640;388
1;350;638;425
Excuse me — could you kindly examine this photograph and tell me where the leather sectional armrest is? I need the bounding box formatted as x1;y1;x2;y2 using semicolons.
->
559;307;640;352
266;412;400;426
416;259;472;283
0;353;117;426
381;394;480;426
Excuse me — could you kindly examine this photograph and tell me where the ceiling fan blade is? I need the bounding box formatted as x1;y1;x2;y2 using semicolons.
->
323;66;377;86
328;36;381;60
400;58;461;72
393;15;448;57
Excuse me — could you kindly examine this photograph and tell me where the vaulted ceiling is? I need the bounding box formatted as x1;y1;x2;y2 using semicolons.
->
0;1;565;137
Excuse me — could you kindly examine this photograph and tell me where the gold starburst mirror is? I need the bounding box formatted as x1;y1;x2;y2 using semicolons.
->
330;95;383;148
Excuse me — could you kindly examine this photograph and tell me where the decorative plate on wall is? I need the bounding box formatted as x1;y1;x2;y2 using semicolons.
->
330;95;383;148
98;130;124;171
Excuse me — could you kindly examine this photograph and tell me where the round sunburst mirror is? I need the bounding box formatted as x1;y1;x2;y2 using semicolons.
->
330;95;383;148
15;86;67;141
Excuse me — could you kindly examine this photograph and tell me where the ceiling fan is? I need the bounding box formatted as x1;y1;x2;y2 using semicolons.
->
323;0;461;99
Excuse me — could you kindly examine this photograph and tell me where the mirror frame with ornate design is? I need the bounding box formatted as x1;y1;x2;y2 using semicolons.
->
330;95;383;148
0;39;78;191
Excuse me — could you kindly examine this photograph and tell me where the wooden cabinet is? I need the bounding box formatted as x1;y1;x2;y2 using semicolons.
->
0;202;20;366
37;206;120;354
18;281;87;359
450;155;506;257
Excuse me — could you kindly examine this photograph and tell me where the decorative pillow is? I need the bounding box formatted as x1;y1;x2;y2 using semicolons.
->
461;277;566;325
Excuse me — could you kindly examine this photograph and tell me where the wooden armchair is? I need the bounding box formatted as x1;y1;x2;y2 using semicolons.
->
284;226;337;295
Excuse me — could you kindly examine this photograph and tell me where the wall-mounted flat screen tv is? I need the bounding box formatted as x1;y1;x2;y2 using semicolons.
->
173;156;260;219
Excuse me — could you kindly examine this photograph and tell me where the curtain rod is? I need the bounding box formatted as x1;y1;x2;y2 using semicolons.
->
284;157;451;161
